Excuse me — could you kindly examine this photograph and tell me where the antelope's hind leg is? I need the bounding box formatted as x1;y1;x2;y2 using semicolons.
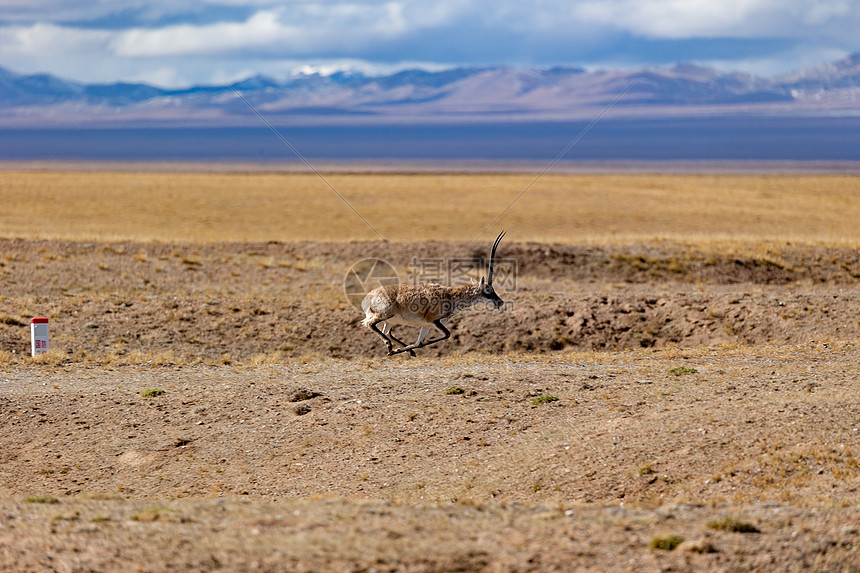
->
385;325;416;358
418;319;451;349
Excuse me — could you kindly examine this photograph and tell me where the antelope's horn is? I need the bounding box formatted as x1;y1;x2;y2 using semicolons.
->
487;230;506;287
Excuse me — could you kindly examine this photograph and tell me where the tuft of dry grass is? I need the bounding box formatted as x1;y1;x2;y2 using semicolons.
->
129;507;189;523
1;171;860;244
249;352;284;366
27;348;69;365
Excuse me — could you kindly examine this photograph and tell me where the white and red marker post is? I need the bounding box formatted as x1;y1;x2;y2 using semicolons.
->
30;317;49;356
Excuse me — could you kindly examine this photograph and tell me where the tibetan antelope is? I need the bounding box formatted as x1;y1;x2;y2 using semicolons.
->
361;231;507;356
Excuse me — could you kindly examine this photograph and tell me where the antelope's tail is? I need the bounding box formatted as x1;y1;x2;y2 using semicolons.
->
360;294;374;328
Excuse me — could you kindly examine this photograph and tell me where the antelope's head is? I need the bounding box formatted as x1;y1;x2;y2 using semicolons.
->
480;230;506;309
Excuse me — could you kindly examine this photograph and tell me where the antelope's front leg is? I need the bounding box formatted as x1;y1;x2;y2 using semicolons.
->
368;320;394;354
388;327;431;356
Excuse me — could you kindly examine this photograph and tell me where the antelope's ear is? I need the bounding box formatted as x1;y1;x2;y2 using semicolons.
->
480;276;485;286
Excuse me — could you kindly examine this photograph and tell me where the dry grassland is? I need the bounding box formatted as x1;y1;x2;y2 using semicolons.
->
2;171;860;244
2;169;860;571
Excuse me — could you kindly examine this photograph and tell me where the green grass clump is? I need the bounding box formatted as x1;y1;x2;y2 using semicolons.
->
707;517;760;533
531;394;559;406
140;388;165;397
668;366;698;376
639;464;655;476
444;386;465;395
650;534;684;551
25;495;59;504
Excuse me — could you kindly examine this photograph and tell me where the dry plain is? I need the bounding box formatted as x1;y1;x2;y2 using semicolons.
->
1;170;859;572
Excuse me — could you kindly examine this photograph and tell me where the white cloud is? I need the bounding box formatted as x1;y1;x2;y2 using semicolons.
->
6;4;420;59
113;10;288;56
577;0;764;38
572;0;860;39
0;22;112;56
0;0;193;23
801;1;853;25
1;0;859;86
130;66;184;86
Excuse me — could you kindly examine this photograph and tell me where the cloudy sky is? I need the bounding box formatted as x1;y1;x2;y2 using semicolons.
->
1;0;858;88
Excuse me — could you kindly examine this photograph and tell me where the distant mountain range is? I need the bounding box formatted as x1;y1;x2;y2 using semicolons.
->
1;53;860;127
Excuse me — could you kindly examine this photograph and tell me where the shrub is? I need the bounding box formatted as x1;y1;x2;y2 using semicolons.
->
140;388;165;398
25;496;59;504
707;517;760;533
650;534;684;551
668;366;698;376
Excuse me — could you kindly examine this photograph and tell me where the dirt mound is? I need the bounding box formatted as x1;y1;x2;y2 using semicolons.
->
456;288;860;354
1;239;858;361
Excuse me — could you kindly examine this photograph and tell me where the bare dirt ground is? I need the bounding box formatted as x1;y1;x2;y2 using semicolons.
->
1;238;860;572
